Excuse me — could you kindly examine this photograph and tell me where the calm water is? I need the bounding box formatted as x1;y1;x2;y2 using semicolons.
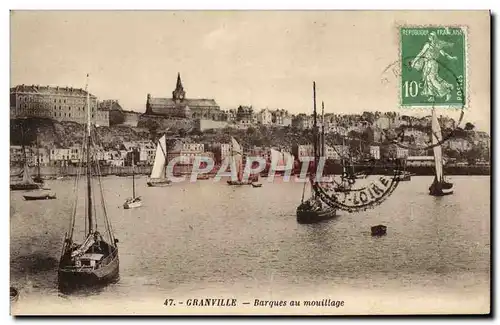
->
10;176;490;315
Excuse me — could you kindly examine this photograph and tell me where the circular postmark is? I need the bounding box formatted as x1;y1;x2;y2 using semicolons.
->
313;156;403;213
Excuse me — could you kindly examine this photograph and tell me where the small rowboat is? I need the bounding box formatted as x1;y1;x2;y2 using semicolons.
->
10;287;19;302
371;225;387;236
251;183;262;188
123;197;142;209
23;192;57;200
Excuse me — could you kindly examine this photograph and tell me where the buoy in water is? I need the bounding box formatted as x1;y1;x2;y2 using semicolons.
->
371;225;387;236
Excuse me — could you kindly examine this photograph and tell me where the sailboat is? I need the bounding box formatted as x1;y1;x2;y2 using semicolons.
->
58;75;119;291
123;151;142;209
32;134;44;184
147;134;172;187
227;137;253;186
296;82;336;224
10;131;44;191
429;108;453;196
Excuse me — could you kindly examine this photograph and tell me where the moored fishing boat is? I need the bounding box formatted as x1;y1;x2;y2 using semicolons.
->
296;82;336;224
58;75;119;292
10;130;44;191
23;191;57;200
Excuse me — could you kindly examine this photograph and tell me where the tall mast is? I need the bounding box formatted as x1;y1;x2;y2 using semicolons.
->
163;134;167;179
85;74;93;234
36;131;41;178
321;101;325;158
21;126;26;166
132;150;136;198
313;82;318;167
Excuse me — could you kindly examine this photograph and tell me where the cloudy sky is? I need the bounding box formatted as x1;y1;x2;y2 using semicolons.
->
10;10;490;131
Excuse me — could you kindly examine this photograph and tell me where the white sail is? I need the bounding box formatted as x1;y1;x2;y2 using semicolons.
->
431;109;444;182
270;149;294;172
270;148;285;172
150;134;167;179
230;137;243;181
21;164;34;184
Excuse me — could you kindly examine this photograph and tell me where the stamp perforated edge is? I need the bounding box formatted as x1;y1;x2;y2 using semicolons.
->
396;24;470;111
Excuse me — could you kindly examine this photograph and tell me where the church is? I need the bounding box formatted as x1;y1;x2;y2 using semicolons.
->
145;73;226;121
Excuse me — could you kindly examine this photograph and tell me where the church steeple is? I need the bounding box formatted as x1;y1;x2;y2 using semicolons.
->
172;72;186;102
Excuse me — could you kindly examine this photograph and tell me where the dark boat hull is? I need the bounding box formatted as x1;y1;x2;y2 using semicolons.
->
296;207;336;224
429;180;454;196
10;183;43;191
147;180;171;187
58;247;119;292
23;194;56;200
227;180;252;186
371;225;387;236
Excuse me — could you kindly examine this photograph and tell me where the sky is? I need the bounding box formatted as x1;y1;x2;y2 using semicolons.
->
10;10;490;132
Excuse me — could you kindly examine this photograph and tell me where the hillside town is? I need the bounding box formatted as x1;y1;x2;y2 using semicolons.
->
10;73;491;171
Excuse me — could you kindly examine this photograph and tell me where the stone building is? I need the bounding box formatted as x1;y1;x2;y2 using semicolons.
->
145;73;226;121
10;84;109;126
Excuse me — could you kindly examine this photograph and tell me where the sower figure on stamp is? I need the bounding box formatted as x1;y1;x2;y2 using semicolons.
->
410;31;457;102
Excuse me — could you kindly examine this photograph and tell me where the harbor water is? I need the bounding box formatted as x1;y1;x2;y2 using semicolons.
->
10;176;490;315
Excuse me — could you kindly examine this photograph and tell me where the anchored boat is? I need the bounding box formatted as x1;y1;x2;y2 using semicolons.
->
429;108;453;196
296;82;336;224
227;137;253;186
23;191;56;200
124;151;142;209
58;75;119;292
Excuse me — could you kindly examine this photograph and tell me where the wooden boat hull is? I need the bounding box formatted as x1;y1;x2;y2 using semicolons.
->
147;179;171;187
429;181;454;196
296;207;336;224
10;183;43;191
123;200;142;209
10;287;19;303
252;183;262;188
371;225;387;236
227;180;252;186
58;249;119;292
23;194;56;200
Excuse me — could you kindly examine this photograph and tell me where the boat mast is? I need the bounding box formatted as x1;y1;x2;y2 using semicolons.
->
312;82;318;198
132;150;136;198
85;74;93;235
313;82;318;168
36;132;41;178
321;101;325;158
163;134;167;179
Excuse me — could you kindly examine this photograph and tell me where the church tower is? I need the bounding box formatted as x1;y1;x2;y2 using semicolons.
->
172;73;186;102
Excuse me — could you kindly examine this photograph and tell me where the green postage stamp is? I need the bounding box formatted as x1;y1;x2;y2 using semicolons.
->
400;26;467;108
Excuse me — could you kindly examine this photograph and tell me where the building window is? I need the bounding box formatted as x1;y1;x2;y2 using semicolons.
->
69;113;71;117
54;99;56;103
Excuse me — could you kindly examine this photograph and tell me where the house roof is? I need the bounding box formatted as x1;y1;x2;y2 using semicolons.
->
149;97;218;108
10;85;96;98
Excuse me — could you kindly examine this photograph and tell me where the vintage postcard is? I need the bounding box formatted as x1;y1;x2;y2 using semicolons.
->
9;10;490;316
